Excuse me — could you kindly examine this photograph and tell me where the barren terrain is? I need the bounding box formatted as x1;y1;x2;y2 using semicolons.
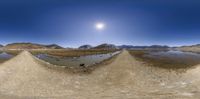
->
0;50;200;98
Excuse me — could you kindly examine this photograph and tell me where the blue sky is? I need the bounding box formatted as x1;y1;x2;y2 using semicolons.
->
0;0;200;47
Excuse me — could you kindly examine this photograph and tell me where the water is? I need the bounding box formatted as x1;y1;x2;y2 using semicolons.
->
35;51;120;67
144;50;200;68
145;50;200;62
0;52;14;63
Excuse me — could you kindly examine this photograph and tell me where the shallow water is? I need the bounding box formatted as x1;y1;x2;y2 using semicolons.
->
0;52;14;63
131;50;200;69
35;51;120;67
145;50;200;63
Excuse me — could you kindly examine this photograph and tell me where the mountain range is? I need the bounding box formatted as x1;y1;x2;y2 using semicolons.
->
2;43;63;49
78;45;93;49
0;42;172;50
179;44;200;53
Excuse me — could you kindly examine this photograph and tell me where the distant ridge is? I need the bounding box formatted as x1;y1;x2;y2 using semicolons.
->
92;43;118;50
179;44;200;53
45;44;64;49
118;45;169;49
79;45;92;49
4;43;64;49
2;42;172;50
78;44;170;50
180;44;200;47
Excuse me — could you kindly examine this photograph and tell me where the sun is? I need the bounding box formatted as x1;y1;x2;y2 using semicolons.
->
95;22;105;30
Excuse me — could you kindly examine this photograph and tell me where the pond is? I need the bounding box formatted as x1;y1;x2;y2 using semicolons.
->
35;51;120;67
0;52;15;63
130;50;200;69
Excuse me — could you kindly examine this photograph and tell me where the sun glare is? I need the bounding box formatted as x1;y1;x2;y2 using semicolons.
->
95;22;105;30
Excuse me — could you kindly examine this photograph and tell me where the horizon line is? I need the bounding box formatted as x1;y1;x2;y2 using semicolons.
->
0;42;198;48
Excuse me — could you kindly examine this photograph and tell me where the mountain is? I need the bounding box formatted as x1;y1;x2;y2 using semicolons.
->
189;44;200;47
45;44;63;49
79;45;92;49
118;45;135;49
93;43;118;49
148;45;169;48
4;43;64;49
179;44;200;53
0;44;3;50
4;43;46;49
118;45;169;49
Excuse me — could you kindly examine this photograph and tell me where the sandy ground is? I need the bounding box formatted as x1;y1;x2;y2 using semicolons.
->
0;50;200;99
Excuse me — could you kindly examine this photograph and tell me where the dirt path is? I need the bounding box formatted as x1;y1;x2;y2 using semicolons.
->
0;50;200;99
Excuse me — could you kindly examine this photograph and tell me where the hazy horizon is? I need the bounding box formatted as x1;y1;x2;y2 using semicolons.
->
0;41;197;48
0;0;200;47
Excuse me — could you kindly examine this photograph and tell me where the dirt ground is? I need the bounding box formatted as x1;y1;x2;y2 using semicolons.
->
0;50;200;99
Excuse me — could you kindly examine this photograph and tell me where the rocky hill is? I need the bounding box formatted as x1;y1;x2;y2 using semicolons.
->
4;43;64;49
118;45;135;49
179;44;200;53
118;45;169;50
45;44;63;49
93;43;118;50
79;45;92;49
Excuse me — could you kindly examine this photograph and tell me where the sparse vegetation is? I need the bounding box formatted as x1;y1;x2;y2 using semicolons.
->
4;50;22;55
30;49;118;57
0;49;118;57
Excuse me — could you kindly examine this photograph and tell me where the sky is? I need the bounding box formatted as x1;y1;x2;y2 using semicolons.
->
0;0;200;47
